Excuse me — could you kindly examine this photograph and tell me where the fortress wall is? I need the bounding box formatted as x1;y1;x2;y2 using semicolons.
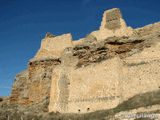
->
35;33;73;58
122;59;160;101
9;7;160;113
49;41;160;113
121;42;160;101
67;57;122;113
41;33;73;51
49;57;123;113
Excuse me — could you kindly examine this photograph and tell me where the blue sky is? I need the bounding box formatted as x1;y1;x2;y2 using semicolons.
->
0;0;159;96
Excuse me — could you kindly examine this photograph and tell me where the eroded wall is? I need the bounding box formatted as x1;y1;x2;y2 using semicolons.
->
121;42;160;101
35;33;73;58
26;58;61;105
49;40;160;113
91;8;134;41
49;56;123;113
9;7;160;114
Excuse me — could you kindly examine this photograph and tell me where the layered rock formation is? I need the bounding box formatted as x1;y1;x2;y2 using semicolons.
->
10;57;61;106
9;8;160;116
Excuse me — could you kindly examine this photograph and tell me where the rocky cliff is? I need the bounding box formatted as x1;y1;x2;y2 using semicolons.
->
1;8;160;120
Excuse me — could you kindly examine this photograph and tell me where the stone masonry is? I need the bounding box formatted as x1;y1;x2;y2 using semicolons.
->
10;8;160;114
91;8;134;41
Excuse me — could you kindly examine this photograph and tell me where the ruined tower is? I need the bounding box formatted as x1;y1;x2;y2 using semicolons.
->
91;8;134;40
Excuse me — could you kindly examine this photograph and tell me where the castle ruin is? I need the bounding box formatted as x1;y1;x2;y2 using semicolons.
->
10;8;160;114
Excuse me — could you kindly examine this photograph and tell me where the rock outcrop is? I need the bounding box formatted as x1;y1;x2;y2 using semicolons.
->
10;57;61;106
8;8;160;117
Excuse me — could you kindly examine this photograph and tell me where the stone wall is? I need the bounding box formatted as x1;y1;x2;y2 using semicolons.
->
49;56;123;113
101;8;122;30
121;41;160;101
35;33;73;58
49;44;160;113
49;30;160;113
90;8;134;41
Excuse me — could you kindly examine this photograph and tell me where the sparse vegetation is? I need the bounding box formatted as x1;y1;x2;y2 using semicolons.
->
0;90;160;120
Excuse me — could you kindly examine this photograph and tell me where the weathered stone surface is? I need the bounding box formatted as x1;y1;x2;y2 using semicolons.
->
8;8;160;116
84;34;97;44
48;22;160;113
35;33;73;58
48;21;160;113
27;57;61;105
10;57;61;106
91;8;134;41
10;70;29;105
104;8;122;30
45;32;56;38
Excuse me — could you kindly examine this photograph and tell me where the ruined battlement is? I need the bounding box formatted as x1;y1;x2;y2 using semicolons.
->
34;33;73;58
34;8;134;58
40;33;73;51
